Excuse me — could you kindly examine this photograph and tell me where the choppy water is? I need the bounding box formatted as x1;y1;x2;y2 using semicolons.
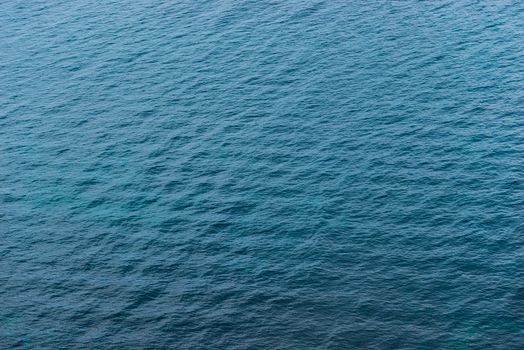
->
1;1;524;348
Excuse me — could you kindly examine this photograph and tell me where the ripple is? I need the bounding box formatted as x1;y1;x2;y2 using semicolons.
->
1;0;524;349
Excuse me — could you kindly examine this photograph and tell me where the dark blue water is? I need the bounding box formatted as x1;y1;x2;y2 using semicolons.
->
1;1;524;348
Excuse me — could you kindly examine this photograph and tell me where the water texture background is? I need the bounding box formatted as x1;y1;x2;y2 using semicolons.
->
1;0;524;348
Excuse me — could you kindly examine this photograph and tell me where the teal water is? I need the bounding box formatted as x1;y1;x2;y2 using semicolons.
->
1;1;524;348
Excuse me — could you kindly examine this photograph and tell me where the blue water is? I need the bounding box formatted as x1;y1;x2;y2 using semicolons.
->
1;1;523;348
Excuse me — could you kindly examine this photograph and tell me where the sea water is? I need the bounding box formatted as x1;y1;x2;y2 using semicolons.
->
1;1;523;348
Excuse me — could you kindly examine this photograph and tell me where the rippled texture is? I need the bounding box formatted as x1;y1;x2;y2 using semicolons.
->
1;1;524;348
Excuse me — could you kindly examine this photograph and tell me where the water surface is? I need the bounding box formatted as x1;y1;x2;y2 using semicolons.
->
1;1;524;348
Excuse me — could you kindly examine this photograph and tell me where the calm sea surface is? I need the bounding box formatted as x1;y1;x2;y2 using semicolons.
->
1;1;523;349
